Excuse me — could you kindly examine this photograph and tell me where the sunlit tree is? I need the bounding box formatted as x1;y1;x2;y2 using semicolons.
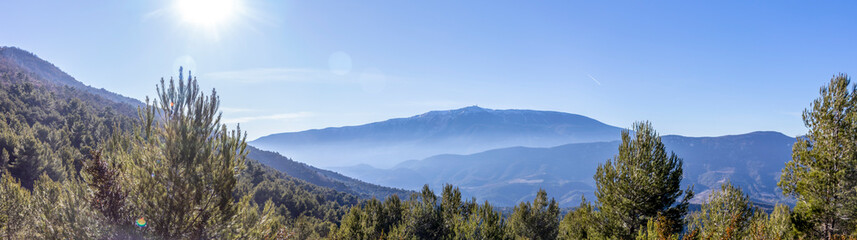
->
111;69;249;239
780;74;857;238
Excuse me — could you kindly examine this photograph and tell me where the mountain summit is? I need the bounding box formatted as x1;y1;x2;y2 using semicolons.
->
251;106;624;167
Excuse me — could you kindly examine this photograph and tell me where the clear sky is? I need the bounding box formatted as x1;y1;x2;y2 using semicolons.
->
2;1;855;140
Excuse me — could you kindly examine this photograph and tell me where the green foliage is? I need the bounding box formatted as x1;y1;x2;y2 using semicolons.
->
223;196;286;239
235;159;356;227
559;196;604;240
331;184;508;240
635;214;679;240
686;181;755;240
29;174;103;239
745;204;796;240
594;121;693;238
507;189;560;240
0;170;30;239
109;74;249;239
81;150;128;224
456;200;506;239
409;185;446;239
334;197;402;239
780;73;857;238
0;71;133;189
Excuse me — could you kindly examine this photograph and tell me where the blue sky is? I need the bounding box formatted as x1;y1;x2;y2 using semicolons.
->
2;1;855;140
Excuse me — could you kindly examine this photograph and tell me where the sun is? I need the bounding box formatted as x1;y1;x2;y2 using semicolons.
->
174;0;240;28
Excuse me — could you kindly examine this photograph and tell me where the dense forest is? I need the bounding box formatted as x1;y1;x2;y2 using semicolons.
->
1;53;857;239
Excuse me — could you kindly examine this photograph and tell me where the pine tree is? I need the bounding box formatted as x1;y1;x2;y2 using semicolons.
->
686;181;755;240
410;185;444;239
635;213;679;240
81;150;132;238
474;200;506;239
507;189;560;240
559;196;603;240
0;170;30;239
225;196;286;239
594;121;693;239
745;204;796;240
112;70;249;239
780;74;857;238
29;174;103;239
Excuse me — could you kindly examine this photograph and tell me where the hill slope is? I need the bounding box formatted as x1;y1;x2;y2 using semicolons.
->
0;47;142;109
252;106;625;167
247;146;413;200
0;46;408;202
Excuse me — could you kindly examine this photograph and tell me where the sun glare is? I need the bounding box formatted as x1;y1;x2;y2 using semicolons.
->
175;0;239;27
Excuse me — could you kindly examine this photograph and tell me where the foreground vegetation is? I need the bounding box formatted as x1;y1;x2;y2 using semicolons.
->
1;69;857;239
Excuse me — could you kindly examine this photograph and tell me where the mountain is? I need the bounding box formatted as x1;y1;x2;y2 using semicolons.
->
334;131;796;207
0;47;142;109
251;106;625;167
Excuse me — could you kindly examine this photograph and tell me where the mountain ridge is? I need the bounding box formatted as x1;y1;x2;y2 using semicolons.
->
333;130;796;207
251;105;626;167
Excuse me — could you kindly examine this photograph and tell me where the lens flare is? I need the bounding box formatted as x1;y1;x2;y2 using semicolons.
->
136;217;147;227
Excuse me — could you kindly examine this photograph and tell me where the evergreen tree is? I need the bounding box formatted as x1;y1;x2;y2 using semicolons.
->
507;189;560;240
410;185;445;239
29;174;103;239
469;200;506;240
441;184;463;237
686;181;755;240
780;73;857;238
745;204;796;240
225;196;286;239
559;196;603;240
0;170;30;239
81;150;133;238
112;70;249;238
635;213;679;240
331;184;507;240
594;121;693;239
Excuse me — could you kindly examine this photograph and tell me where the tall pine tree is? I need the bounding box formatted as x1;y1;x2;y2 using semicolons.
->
110;69;249;239
594;121;693;239
780;73;857;238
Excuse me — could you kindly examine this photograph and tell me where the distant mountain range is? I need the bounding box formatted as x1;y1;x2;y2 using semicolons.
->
250;104;796;207
251;106;625;167
333;131;796;207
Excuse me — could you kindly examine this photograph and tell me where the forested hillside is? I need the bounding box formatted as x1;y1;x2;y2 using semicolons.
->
0;47;142;108
0;48;369;238
247;146;413;200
